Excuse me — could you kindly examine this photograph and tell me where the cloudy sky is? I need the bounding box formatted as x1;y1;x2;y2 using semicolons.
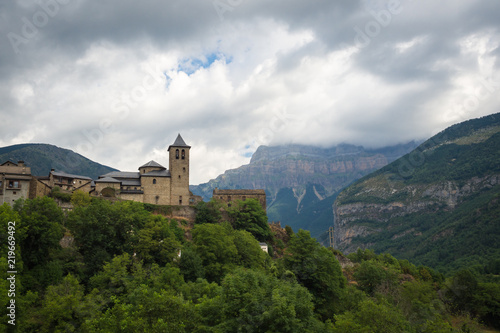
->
1;0;499;184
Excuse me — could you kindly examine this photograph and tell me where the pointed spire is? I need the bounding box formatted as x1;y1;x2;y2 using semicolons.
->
168;133;191;150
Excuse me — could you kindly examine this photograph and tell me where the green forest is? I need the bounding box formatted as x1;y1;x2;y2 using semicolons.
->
1;194;499;332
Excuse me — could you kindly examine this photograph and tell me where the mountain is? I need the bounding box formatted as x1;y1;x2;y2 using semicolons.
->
0;143;117;179
190;142;419;239
334;112;500;274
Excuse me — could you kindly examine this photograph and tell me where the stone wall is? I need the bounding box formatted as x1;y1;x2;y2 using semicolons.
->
213;189;267;210
142;176;171;205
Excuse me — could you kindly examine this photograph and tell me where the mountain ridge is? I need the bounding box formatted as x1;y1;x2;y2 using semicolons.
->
333;112;500;273
0;143;117;180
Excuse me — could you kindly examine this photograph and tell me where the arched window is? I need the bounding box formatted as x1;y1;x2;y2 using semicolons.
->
153;179;157;184
155;196;159;204
181;149;185;159
175;149;179;159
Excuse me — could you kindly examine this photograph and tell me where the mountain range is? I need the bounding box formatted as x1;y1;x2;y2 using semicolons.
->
190;142;419;239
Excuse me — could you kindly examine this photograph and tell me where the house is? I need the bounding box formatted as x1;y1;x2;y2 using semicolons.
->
259;242;269;253
0;161;32;206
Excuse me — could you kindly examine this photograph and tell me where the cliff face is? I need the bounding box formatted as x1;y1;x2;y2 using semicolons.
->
190;142;418;240
334;174;500;254
191;142;418;202
332;112;500;273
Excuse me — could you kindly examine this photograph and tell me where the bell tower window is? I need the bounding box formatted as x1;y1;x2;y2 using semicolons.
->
181;149;185;159
175;149;179;159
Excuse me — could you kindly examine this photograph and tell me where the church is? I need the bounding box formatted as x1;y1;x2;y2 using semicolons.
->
94;134;199;206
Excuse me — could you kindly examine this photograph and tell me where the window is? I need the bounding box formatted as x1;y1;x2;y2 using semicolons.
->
8;181;20;189
155;196;159;204
179;196;182;205
181;149;185;160
176;149;179;159
183;167;186;172
178;175;181;179
153;179;157;184
242;196;246;201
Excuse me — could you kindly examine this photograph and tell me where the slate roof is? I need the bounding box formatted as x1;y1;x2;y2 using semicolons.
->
142;170;171;177
100;171;141;179
95;177;121;183
0;161;17;166
139;160;166;169
3;175;32;180
168;134;191;150
52;171;92;180
121;179;142;186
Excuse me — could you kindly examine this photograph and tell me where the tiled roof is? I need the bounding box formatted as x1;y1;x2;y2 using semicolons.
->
139;160;166;169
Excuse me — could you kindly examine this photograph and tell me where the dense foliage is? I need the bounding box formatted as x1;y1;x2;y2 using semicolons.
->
1;196;499;332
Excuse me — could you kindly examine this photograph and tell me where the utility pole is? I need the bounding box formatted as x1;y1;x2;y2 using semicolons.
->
329;226;334;248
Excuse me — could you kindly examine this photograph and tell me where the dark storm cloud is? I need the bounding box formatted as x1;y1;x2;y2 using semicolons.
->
1;0;499;183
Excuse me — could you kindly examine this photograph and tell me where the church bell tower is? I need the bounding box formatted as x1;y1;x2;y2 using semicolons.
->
168;134;190;205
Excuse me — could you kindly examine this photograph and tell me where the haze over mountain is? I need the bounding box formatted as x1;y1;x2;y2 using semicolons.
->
334;112;500;273
191;141;419;238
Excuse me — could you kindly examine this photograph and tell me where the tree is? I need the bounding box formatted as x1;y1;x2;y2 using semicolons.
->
194;199;222;224
134;215;181;266
227;199;272;242
178;244;205;282
284;229;346;320
232;229;268;270
331;298;410;333
38;274;84;332
214;268;321;332
66;199;149;280
354;259;398;296
191;223;238;283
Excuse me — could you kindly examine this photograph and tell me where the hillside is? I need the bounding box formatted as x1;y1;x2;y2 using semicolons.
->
0;143;117;179
334;112;500;274
191;142;418;239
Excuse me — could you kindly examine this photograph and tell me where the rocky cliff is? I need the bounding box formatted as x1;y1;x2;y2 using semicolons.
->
191;142;419;203
190;142;418;239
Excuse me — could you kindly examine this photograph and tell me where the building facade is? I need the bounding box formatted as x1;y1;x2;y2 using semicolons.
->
0;161;32;206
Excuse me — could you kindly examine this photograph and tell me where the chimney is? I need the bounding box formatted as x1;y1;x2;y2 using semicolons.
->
17;161;25;167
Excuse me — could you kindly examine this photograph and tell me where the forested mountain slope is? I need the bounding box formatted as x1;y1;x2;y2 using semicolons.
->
0;143;117;179
334;112;500;274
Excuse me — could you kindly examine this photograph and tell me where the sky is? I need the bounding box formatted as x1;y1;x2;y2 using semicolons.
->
1;0;499;185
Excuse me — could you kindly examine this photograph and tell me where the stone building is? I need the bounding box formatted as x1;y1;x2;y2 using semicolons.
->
94;134;200;206
213;188;267;210
0;161;32;206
